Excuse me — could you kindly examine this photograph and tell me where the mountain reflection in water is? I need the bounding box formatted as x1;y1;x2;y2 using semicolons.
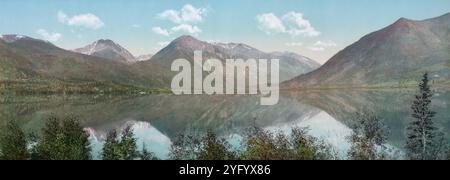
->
1;89;449;159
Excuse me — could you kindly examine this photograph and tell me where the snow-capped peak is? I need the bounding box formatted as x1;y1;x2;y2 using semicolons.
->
73;39;137;63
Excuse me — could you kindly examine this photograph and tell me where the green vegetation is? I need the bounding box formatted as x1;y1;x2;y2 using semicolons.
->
0;116;158;160
169;126;336;160
102;126;157;160
0;80;172;96
0;116;91;160
102;126;137;160
197;131;236;160
405;73;447;160
32;116;91;160
239;126;336;160
169;130;236;160
0;112;448;160
347;112;394;160
0;120;29;160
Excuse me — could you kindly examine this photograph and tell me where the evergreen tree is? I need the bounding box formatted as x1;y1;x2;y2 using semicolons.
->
102;126;138;160
119;126;138;160
0;120;29;160
406;73;445;160
197;130;235;160
33;116;91;160
61;117;92;160
102;129;121;160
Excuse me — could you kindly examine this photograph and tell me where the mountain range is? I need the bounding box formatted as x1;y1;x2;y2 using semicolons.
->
150;35;321;82
71;36;320;82
0;34;318;93
0;35;171;93
284;13;450;89
2;12;448;94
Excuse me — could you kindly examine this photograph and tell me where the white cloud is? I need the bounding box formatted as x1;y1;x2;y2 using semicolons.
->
154;4;206;36
36;29;62;42
180;4;206;23
132;24;141;28
158;10;182;24
308;40;337;51
152;27;170;36
285;42;303;46
256;13;286;34
171;24;202;34
282;12;320;37
157;4;207;24
57;11;104;30
256;12;320;37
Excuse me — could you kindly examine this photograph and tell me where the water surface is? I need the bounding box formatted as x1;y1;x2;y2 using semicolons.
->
1;89;449;159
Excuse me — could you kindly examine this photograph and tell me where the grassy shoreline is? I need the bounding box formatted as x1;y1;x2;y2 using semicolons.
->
280;82;450;92
0;80;172;95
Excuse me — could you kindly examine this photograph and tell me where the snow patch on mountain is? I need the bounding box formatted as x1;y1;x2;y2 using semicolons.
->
0;34;29;43
136;54;153;61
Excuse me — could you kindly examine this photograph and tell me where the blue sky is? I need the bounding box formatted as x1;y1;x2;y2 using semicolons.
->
1;0;449;63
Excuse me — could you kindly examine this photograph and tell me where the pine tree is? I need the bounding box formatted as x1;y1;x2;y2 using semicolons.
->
101;126;138;160
33;116;91;160
61;117;92;160
197;130;235;160
0;120;29;160
406;73;445;160
102;129;121;160
119;126;138;160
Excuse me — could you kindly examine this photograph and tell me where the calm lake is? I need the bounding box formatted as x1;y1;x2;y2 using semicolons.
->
1;89;449;159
